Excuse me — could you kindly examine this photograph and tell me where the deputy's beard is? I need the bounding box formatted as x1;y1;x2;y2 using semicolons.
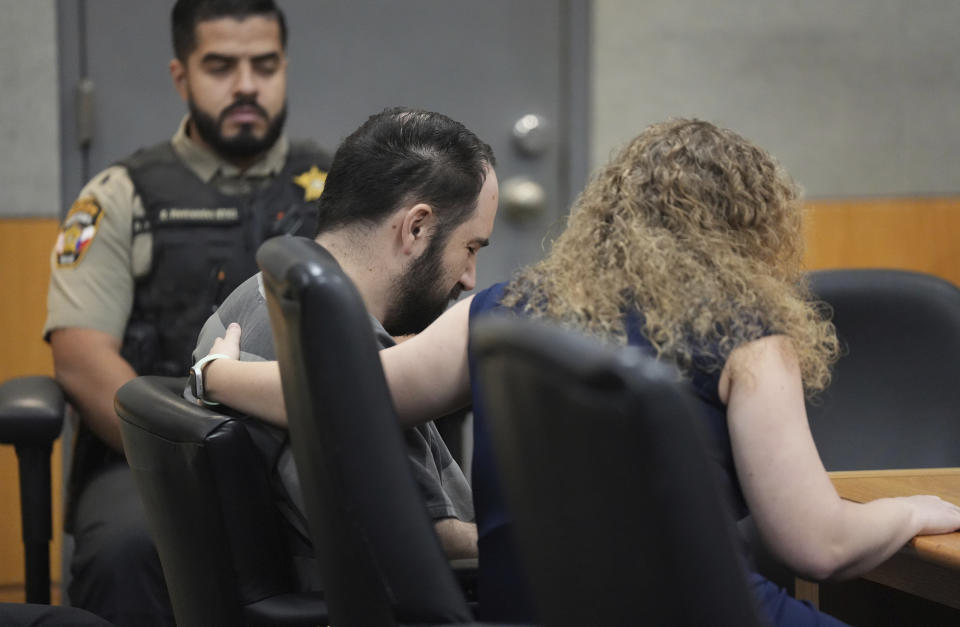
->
189;95;287;160
383;237;462;337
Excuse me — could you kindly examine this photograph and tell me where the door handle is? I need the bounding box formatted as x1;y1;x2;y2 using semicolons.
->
512;114;550;157
500;176;546;224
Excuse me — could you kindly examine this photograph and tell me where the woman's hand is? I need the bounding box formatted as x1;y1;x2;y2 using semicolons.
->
209;322;241;360
202;325;287;427
900;494;960;536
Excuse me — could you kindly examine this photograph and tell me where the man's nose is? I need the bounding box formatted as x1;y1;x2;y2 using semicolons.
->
234;62;257;96
458;259;477;292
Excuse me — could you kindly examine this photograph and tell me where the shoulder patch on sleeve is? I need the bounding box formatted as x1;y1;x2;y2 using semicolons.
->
55;196;105;267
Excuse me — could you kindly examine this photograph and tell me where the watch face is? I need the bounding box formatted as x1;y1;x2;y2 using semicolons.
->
188;369;201;402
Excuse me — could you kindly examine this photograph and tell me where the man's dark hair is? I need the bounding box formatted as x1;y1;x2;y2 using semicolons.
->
315;107;496;247
172;0;287;62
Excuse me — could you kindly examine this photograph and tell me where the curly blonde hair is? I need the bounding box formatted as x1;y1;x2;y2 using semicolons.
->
502;118;838;393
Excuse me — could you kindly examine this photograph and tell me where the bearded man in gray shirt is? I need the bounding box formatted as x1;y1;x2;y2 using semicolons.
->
189;107;498;587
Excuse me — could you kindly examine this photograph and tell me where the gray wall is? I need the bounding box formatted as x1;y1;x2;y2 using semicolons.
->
591;0;960;198
2;2;959;219
0;0;60;218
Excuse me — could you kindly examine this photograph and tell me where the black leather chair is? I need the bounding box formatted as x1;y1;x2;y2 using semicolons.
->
471;316;763;627
257;236;474;626
806;269;960;470
115;375;327;627
0;375;64;604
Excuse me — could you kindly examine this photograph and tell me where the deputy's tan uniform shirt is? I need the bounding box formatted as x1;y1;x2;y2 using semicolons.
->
44;116;290;341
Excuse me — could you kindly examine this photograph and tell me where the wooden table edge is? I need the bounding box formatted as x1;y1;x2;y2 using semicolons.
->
828;468;960;479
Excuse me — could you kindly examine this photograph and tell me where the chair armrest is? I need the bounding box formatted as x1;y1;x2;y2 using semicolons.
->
451;557;479;603
242;591;328;626
0;376;65;446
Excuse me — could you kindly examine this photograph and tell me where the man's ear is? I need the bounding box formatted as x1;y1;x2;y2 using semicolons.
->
170;58;189;102
399;203;434;255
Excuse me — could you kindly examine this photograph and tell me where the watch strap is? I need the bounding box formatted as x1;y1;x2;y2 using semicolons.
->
190;353;231;406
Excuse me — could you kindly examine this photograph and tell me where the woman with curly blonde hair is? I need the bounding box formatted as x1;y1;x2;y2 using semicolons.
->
206;118;960;625
502;118;836;393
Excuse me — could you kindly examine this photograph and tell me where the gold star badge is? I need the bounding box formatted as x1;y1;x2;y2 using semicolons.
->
294;166;328;201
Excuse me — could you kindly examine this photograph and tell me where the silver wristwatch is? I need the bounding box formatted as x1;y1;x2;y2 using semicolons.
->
188;353;231;406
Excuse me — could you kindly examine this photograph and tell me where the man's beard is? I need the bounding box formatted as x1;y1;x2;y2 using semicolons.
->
383;237;462;336
188;95;287;160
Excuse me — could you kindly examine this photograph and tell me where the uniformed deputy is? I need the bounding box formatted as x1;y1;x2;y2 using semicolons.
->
43;2;330;625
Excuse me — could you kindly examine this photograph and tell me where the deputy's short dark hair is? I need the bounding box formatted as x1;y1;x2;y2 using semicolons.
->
172;0;287;62
315;108;496;246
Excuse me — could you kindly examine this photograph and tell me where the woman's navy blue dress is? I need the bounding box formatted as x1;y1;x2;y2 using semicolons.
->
467;282;847;626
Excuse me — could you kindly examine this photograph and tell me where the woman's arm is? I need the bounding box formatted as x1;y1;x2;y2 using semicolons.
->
380;296;474;425
204;297;475;429
203;323;287;426
720;335;960;581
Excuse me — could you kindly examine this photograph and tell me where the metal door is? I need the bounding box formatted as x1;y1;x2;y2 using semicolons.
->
58;0;591;290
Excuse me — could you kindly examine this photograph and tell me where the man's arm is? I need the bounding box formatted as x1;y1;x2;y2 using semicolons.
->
50;328;136;452
434;518;478;559
44;166;139;453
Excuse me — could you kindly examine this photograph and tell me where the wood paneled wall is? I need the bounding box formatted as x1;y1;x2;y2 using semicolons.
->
804;197;960;287
0;197;957;592
0;218;61;590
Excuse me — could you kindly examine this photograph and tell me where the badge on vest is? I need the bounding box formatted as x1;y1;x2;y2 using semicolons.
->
55;197;104;267
293;165;328;201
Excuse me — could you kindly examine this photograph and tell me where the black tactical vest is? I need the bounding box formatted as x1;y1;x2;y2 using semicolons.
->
119;140;330;376
66;140;330;529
